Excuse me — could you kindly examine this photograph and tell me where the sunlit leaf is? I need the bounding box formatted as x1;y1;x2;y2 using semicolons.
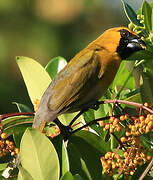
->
16;56;51;105
18;166;33;180
20;128;60;180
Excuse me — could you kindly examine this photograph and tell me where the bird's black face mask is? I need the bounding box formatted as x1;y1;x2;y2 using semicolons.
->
117;29;146;59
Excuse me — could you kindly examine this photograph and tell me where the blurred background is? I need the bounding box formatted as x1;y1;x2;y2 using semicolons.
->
0;0;144;113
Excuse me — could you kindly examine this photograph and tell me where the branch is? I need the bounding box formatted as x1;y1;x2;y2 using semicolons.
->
99;99;153;114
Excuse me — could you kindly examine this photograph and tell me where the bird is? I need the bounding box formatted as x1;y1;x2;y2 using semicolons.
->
32;27;146;133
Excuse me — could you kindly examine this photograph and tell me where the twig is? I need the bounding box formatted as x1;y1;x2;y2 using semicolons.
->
139;158;153;180
0;112;34;120
99;99;153;114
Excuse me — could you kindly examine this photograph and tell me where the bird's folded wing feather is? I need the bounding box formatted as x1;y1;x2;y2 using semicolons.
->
47;49;104;112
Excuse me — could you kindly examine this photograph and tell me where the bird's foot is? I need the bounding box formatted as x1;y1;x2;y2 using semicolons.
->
89;100;100;110
54;118;72;141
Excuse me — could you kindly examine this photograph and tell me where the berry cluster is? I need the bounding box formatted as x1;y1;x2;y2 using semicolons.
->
101;147;151;176
99;106;153;177
0;132;19;157
128;114;153;136
99;114;129;133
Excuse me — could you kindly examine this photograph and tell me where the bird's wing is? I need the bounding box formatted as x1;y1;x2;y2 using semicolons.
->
47;49;104;112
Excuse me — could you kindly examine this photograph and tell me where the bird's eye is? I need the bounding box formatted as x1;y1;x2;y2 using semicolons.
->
120;29;130;38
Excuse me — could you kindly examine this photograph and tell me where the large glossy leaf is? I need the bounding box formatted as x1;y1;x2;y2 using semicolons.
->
17;166;33;180
121;0;143;26
142;0;153;31
45;56;67;79
16;56;51;105
51;135;69;177
20;128;60;180
112;61;135;91
60;171;74;180
67;131;107;180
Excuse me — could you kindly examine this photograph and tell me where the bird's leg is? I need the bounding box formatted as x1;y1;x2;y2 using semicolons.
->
54;100;101;140
68;100;100;127
54;118;73;141
68;109;87;127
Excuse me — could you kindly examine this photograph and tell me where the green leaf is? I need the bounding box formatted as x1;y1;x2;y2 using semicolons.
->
83;109;105;137
18;166;33;180
3;116;33;136
16;56;51;105
140;72;153;103
60;171;74;180
124;92;142;104
0;163;7;171
67;131;106;180
45;56;67;79
142;0;153;31
121;0;143;26
73;174;83;180
112;61;135;90
51;135;69;177
20;128;60;180
126;50;153;61
73;130;110;154
13;102;32;112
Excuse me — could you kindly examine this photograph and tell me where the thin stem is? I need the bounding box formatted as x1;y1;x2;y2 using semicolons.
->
139;158;153;180
0;112;34;120
99;99;153;114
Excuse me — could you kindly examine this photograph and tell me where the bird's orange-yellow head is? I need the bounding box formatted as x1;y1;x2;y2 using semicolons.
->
93;27;146;59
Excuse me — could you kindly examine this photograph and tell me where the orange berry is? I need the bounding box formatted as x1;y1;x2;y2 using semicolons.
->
145;126;151;133
11;152;16;156
99;120;105;127
125;131;131;137
104;124;110;130
150;115;153;120
120;137;127;143
145;118;150;124
105;152;112;159
120;115;125;121
14;148;20;154
144;102;149;107
130;171;135;175
124;152;128;158
110;116;115;123
49;132;55;138
139;116;145;121
146;156;151;161
124;114;129;120
113;118;119;125
1;133;7;139
116;125;122;132
109;127;114;133
148;121;153;128
5;140;10;145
